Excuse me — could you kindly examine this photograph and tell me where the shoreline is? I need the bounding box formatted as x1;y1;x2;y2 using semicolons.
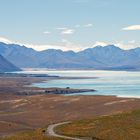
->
117;95;140;99
21;68;140;72
0;75;140;136
1;73;140;99
29;76;140;99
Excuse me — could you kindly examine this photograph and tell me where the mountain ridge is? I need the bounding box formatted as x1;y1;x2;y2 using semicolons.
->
0;42;140;70
0;54;21;72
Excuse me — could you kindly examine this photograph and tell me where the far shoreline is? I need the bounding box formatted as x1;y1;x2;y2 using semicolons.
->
1;72;140;99
21;68;140;72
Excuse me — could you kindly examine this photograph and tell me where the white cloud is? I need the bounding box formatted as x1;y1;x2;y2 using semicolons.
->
56;27;68;30
28;41;137;51
122;25;140;30
0;36;83;52
56;27;75;35
115;43;137;50
26;39;85;52
84;23;93;27
61;39;86;52
26;44;70;51
0;36;139;52
43;31;51;34
0;37;14;44
93;41;108;47
56;23;93;34
92;41;138;50
128;40;136;44
61;29;75;35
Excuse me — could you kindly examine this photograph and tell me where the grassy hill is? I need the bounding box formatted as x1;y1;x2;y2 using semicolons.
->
1;109;140;140
56;109;140;140
0;129;64;140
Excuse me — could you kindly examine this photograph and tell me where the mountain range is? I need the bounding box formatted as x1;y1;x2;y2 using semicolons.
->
0;54;20;72
0;42;140;71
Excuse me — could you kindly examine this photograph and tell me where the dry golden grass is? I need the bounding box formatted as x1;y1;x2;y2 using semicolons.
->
1;110;140;140
0;129;64;140
56;110;140;140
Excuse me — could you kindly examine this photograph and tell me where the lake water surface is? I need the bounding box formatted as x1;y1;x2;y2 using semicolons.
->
17;70;140;98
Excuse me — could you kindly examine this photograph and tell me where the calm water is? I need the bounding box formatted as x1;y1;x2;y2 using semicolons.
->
17;70;140;98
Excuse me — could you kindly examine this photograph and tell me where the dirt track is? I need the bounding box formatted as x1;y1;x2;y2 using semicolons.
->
47;121;83;140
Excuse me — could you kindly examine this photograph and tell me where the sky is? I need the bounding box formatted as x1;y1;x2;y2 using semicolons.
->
0;0;140;51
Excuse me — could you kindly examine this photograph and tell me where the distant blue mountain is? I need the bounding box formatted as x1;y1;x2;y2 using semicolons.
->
0;54;21;72
0;42;140;70
0;42;38;68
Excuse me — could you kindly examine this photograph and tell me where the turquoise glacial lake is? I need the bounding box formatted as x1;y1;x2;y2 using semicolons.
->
18;70;140;98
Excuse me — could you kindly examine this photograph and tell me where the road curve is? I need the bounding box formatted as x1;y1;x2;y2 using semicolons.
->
46;121;84;140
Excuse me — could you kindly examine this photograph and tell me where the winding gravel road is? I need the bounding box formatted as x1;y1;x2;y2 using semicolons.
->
46;121;84;140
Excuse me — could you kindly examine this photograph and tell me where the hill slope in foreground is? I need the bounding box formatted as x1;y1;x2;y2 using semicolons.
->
0;110;140;140
56;109;140;140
